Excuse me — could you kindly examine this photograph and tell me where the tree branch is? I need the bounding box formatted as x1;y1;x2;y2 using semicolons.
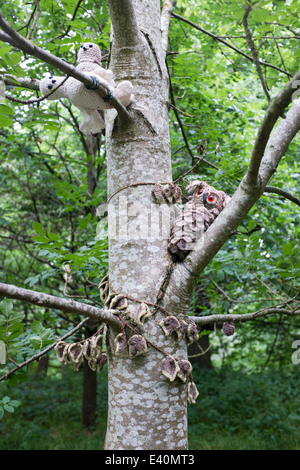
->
0;74;40;91
0;14;131;121
191;307;300;326
27;0;40;40
243;4;271;102
0;282;121;329
107;0;140;48
170;97;300;300
245;71;300;186
161;0;175;58
171;12;292;78
264;185;300;207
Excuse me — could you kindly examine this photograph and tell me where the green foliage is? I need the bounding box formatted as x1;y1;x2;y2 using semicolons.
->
189;366;300;450
0;396;20;420
0;366;108;449
1;364;299;449
0;0;299;450
0;299;24;350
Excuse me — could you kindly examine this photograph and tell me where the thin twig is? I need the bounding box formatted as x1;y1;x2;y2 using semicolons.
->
264;185;300;207
161;0;175;58
5;75;69;104
171;12;292;78
0;317;90;383
166;61;195;163
243;3;271;103
27;0;40;40
174;141;208;183
52;0;83;42
190;307;300;326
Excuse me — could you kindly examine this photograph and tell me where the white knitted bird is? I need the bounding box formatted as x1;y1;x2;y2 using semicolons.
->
40;42;134;135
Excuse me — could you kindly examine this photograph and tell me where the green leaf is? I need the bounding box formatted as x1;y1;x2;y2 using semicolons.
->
48;232;59;241
248;219;257;232
33;221;46;236
3;404;14;413
282;243;293;255
0;299;13;317
0;104;14;115
0;114;13;128
33;236;49;243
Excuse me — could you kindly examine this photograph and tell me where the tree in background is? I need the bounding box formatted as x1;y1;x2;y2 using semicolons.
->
0;0;299;450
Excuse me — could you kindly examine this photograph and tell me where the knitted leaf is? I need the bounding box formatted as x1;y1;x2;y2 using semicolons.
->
62;343;71;365
98;275;109;303
176;359;193;383
88;357;97;371
128;335;148;358
69;343;83;364
160;316;180;336
114;332;128;354
54;341;66;362
152;183;164;204
187;381;199;405
176;319;189;340
96;353;107;372
82;338;92;360
161;355;180;382
186;321;199;344
110;294;128;311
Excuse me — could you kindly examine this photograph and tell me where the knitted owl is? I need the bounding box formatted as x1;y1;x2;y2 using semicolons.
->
168;181;231;261
40;42;134;135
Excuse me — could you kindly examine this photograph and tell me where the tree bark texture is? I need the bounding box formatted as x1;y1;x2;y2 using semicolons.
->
104;0;189;450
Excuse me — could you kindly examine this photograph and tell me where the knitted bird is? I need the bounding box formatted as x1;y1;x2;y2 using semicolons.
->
168;180;231;261
40;42;133;135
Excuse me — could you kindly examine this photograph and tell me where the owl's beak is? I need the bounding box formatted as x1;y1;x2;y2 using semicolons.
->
202;193;207;203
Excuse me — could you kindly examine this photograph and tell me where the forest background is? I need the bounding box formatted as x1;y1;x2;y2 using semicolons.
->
0;0;299;450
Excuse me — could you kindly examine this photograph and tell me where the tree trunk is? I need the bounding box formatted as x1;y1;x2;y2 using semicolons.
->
82;357;97;427
103;0;190;450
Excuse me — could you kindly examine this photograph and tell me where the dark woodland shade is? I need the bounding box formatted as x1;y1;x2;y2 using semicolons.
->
168;180;231;262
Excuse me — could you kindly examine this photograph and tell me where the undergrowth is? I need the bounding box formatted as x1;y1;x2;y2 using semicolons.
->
0;364;299;450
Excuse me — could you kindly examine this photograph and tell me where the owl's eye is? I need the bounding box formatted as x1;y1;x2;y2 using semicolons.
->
207;195;215;202
196;189;203;196
89;44;93;48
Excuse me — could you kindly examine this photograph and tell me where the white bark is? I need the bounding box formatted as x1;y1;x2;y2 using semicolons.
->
104;0;189;450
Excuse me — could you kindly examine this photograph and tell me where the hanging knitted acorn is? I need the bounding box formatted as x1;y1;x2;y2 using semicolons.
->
187;380;199;405
222;321;235;336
